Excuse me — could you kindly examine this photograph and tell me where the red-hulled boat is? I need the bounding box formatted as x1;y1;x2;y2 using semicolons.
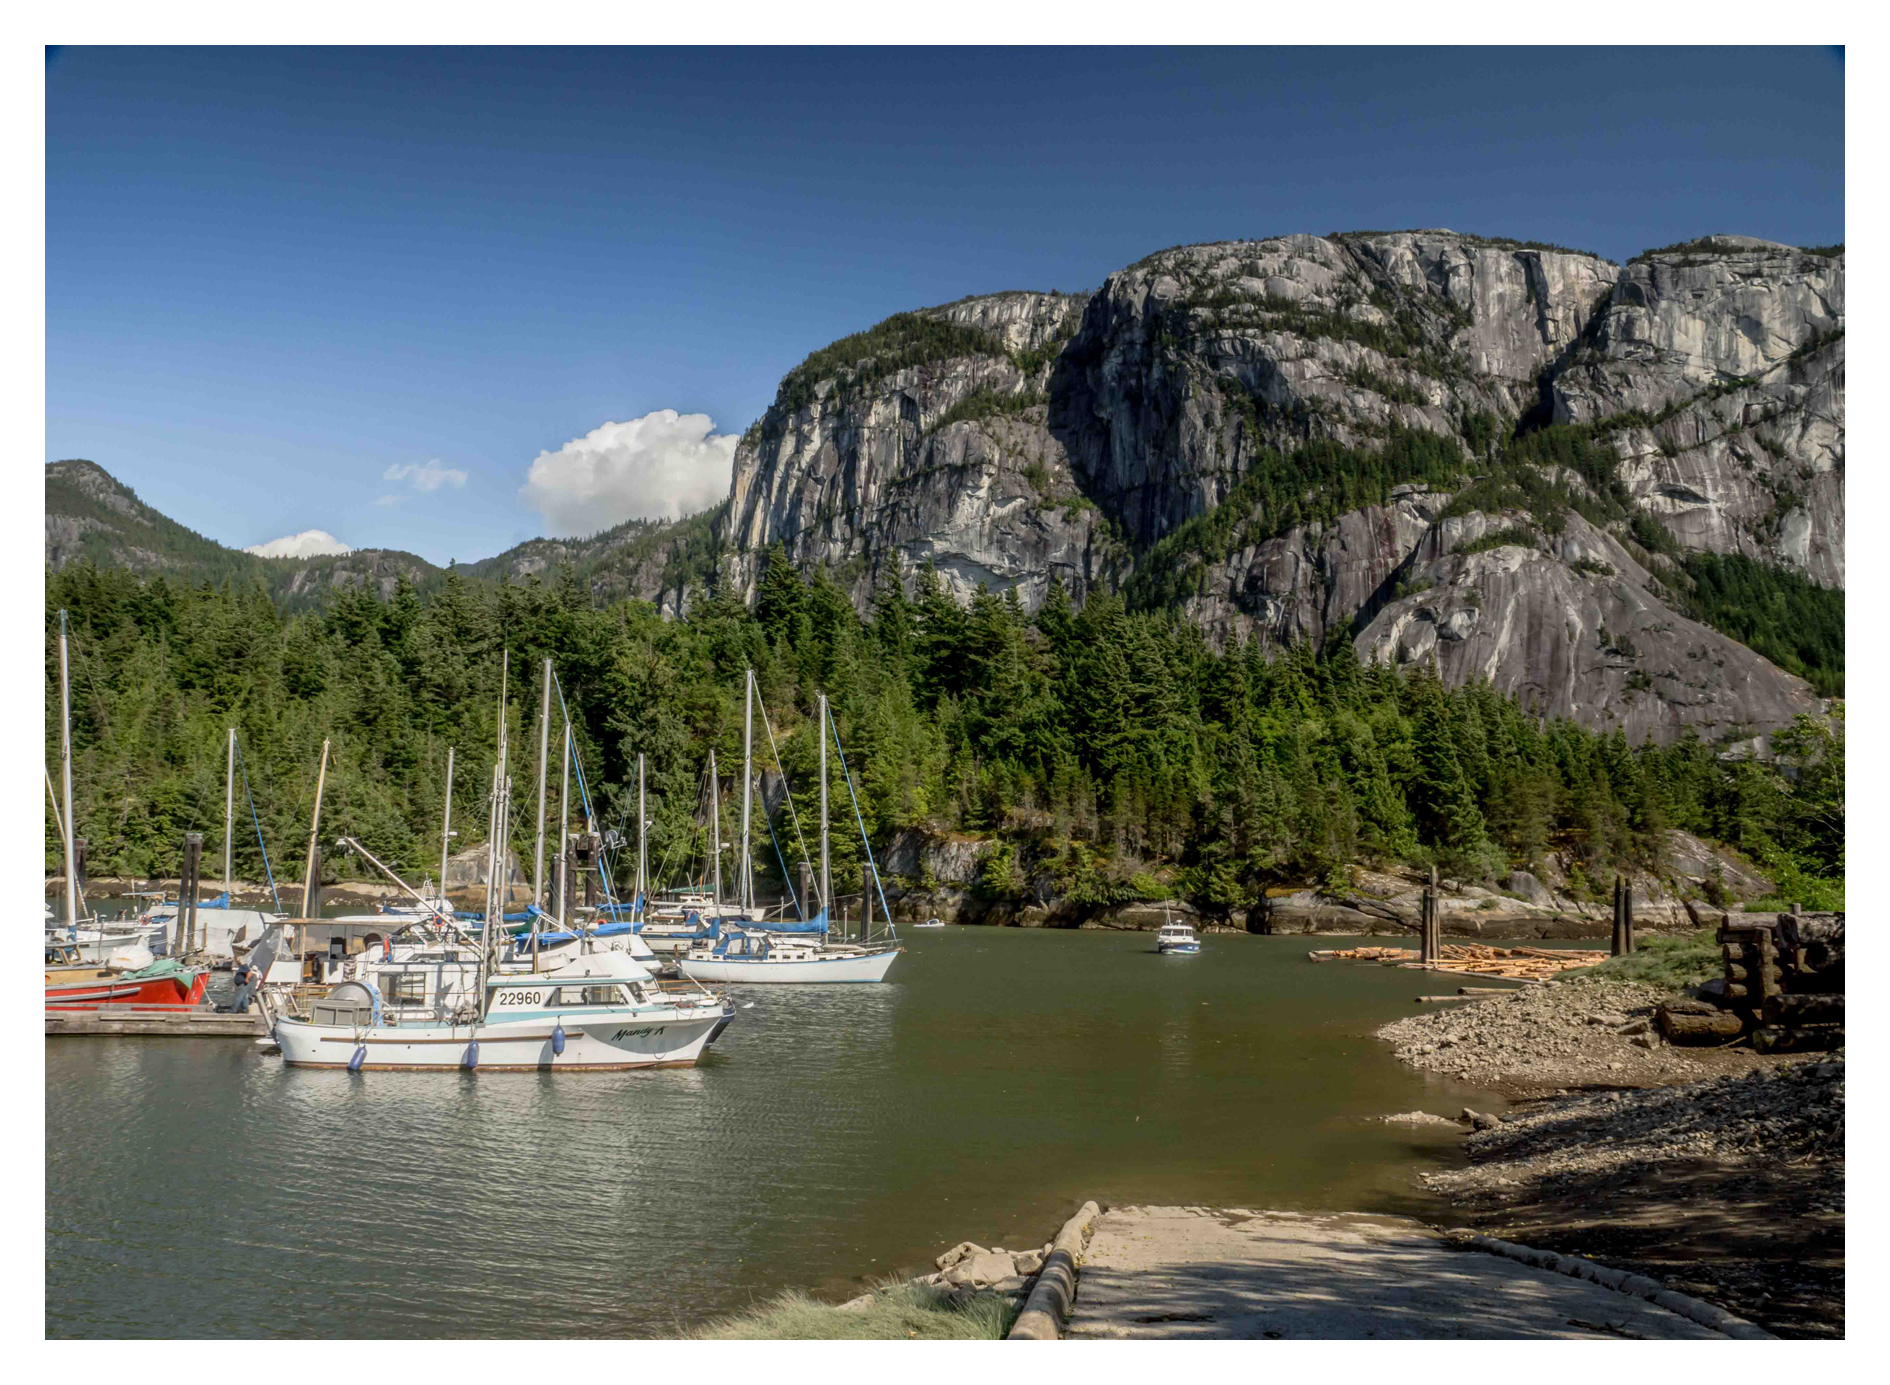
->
45;957;208;1010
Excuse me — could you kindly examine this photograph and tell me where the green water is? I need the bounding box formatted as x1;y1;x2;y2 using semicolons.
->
46;927;1510;1337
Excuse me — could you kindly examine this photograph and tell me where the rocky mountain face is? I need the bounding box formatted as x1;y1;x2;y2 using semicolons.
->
49;232;1842;745
724;231;1842;743
724;292;1110;609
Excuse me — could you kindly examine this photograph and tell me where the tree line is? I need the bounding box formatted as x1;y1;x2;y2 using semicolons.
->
45;552;1843;913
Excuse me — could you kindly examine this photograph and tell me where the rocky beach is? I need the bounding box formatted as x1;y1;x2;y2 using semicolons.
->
1377;974;1844;1337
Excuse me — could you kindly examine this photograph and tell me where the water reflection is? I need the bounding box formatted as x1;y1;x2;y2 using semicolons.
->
49;930;1504;1337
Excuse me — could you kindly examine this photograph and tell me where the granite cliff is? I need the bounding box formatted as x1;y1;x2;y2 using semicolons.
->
723;231;1841;742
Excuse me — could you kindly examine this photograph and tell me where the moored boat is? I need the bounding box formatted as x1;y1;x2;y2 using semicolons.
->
269;934;732;1071
1156;919;1201;955
46;955;209;1009
677;927;900;984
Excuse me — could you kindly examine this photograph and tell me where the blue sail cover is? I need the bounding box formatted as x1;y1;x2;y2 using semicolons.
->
717;908;827;935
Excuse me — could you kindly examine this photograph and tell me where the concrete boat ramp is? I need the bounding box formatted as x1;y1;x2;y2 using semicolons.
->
1060;1206;1745;1340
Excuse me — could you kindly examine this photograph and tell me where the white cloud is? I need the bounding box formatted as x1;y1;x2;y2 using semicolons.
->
373;494;402;507
382;459;468;494
519;410;736;536
245;530;354;559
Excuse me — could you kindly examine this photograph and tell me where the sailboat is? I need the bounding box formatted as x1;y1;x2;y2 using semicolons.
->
678;685;901;984
265;654;736;1070
44;610;208;1003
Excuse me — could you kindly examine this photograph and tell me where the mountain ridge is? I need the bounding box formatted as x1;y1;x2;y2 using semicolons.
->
46;228;1842;742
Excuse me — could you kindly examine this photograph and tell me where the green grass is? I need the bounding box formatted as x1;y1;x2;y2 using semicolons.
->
691;1279;1019;1339
1563;929;1721;990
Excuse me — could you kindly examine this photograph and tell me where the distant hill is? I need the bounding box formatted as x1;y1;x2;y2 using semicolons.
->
462;504;724;612
45;458;716;615
46;459;440;609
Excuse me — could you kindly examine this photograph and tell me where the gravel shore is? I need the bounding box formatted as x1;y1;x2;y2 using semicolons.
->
1376;977;1845;1337
1376;976;1779;1093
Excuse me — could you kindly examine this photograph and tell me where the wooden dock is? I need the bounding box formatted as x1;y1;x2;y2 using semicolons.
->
46;1005;266;1038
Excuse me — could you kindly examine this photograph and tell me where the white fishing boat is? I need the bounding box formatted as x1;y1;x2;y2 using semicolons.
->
1156;919;1201;955
269;946;733;1071
913;917;945;928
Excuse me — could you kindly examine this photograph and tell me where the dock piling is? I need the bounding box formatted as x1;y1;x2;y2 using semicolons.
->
179;832;203;956
1420;867;1438;962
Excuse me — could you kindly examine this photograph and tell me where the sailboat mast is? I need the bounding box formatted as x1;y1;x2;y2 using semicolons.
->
438;745;456;898
636;752;647;919
298;737;330;964
483;652;509;990
58;611;79;932
740;668;754;913
532;657;551;908
709;749;723;914
818;692;830;930
224;727;235;896
557;718;571;923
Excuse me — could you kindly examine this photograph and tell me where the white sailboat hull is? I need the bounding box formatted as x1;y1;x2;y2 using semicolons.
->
273;1008;728;1071
677;947;900;984
47;923;167;966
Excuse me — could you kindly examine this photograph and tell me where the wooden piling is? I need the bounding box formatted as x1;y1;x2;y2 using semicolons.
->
179;832;203;956
1420;867;1438;962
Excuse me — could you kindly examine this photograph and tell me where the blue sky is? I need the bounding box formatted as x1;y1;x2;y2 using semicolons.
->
46;46;1844;566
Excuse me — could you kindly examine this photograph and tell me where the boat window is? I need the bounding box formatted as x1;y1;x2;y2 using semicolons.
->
556;985;622;1006
380;972;426;1005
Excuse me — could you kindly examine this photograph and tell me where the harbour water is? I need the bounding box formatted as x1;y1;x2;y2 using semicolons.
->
46;927;1512;1338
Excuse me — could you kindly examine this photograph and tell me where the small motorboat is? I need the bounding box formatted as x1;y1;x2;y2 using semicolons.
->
1156;919;1201;955
912;918;945;929
46;955;209;1009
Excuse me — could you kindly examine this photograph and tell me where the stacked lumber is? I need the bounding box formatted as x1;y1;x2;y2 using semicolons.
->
1310;942;1605;981
1661;913;1844;1049
1307;946;1413;962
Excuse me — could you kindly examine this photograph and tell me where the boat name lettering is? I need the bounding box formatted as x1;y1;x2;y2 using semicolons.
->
611;1026;667;1040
